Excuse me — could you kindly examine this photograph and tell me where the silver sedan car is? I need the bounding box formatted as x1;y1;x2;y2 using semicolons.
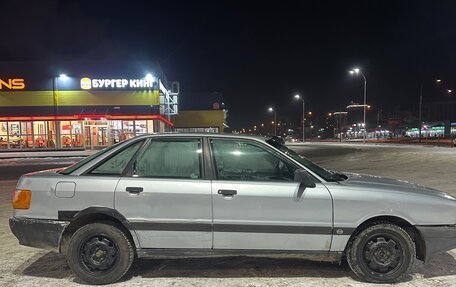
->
9;133;456;284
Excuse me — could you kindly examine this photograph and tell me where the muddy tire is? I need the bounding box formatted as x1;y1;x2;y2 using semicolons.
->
347;223;415;283
67;223;134;285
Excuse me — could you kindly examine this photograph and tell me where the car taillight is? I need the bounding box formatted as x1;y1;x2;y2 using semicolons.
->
12;189;32;209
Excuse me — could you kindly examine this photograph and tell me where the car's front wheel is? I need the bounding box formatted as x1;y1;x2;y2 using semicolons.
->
347;223;415;283
67;223;134;285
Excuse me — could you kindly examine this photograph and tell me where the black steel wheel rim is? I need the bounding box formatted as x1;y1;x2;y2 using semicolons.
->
361;233;404;274
79;235;119;274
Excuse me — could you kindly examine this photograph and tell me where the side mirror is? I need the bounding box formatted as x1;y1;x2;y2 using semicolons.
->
294;169;316;188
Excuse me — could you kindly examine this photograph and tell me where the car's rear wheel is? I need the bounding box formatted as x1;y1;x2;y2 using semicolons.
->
67;223;134;285
347;223;415;283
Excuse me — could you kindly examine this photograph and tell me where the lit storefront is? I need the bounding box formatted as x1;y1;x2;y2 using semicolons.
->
0;62;178;150
406;126;445;138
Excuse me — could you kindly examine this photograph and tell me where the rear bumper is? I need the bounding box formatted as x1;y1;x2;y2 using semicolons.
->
9;217;69;251
416;225;456;262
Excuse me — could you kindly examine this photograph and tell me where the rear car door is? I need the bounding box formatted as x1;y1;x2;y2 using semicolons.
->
209;138;333;251
114;137;212;249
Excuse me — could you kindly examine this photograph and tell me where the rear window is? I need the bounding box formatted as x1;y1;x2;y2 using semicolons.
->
59;142;122;175
90;141;143;175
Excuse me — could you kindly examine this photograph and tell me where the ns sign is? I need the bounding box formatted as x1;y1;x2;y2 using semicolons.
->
0;78;25;90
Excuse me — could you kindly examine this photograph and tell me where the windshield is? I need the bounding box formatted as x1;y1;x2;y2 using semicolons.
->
279;145;336;181
59;143;121;175
266;138;339;182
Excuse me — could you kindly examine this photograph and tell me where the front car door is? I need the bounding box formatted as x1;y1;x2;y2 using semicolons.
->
114;137;212;249
209;138;333;251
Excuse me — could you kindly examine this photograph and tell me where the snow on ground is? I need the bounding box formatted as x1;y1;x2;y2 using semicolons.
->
1;143;456;286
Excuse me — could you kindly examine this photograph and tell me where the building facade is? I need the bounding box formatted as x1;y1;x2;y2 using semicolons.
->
172;92;227;133
0;62;177;150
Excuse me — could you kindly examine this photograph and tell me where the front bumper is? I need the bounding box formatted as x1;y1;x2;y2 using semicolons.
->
9;217;69;251
416;225;456;262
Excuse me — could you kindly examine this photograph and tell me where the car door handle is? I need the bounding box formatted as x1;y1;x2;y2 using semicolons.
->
126;187;143;194
218;189;237;196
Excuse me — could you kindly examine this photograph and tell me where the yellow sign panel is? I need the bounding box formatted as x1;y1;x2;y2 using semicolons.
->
0;90;160;106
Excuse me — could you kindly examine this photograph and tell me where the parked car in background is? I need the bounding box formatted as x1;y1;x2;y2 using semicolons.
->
10;133;456;284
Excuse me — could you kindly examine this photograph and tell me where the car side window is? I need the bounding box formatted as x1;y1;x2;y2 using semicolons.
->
90;141;143;175
134;138;202;179
210;139;297;182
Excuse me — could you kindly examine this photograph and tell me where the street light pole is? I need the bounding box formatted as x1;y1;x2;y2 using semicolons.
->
418;79;447;143
362;73;367;144
268;107;277;136
419;84;423;143
53;74;69;149
274;110;277;136
302;100;305;142
349;68;368;143
294;94;305;142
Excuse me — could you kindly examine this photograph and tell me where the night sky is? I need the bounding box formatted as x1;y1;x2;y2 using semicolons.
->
1;0;456;129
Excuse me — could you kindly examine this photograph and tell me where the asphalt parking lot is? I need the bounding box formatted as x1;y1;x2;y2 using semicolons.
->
1;142;456;286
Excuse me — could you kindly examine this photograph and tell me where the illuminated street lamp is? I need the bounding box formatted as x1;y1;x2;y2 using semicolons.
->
268;107;277;136
349;67;368;143
448;89;453;94
59;74;69;81
145;73;154;82
294;94;305;142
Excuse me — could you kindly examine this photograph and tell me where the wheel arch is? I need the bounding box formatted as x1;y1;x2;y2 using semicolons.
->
345;215;426;262
59;207;140;254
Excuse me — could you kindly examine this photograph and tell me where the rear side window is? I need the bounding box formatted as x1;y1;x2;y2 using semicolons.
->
135;139;202;179
90;141;143;175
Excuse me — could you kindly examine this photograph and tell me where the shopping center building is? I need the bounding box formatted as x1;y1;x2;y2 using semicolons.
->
0;62;178;150
171;92;227;133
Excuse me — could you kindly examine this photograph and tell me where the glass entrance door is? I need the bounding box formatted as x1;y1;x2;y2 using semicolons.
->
84;123;110;150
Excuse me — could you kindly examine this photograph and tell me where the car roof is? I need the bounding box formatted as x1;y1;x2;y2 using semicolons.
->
136;132;269;142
